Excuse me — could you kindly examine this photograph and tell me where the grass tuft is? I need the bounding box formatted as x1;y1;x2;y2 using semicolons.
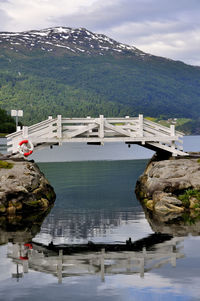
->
178;189;200;208
0;160;13;169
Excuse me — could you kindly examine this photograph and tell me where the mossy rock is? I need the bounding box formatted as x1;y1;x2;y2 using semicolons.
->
146;200;154;210
0;204;6;214
7;206;16;215
178;189;200;209
32;186;43;197
143;198;149;205
45;189;56;201
25;199;42;208
137;190;147;200
0;160;14;169
13;201;23;211
39;198;49;208
24;198;49;210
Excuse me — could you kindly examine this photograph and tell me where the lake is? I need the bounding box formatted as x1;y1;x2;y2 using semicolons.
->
0;137;200;300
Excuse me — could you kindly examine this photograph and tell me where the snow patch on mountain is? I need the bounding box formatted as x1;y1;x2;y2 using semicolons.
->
0;26;149;58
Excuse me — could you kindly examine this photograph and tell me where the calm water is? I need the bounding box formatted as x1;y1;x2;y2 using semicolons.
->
1;137;200;300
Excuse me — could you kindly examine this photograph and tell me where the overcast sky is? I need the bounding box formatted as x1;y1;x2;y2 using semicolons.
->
0;0;200;66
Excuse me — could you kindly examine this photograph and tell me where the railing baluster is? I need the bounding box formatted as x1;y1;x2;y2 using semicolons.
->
139;114;143;137
57;115;62;139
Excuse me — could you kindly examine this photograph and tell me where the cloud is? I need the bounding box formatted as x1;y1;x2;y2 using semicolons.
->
0;0;97;31
53;0;200;31
106;21;200;65
50;0;200;65
0;0;200;65
0;7;12;29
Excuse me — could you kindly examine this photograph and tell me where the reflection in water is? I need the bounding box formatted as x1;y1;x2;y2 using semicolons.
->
34;208;146;244
143;207;200;236
0;209;52;245
7;234;184;284
1;159;200;300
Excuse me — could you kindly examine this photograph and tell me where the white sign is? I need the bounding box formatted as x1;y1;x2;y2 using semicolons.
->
11;110;17;116
11;110;23;117
17;110;23;117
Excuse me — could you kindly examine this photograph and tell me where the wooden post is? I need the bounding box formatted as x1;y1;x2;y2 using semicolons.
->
170;124;177;156
87;116;92;137
139;114;143;137
22;126;28;138
140;257;145;278
57;249;63;284
57;115;62;139
23;260;29;273
48;116;53;139
100;248;105;282
171;245;176;267
99;115;104;139
125;116;131;136
170;125;175;136
127;257;131;273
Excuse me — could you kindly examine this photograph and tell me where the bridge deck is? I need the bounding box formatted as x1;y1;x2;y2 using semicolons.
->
6;114;188;156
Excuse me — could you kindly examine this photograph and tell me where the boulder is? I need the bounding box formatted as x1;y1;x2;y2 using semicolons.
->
0;157;56;215
135;154;200;215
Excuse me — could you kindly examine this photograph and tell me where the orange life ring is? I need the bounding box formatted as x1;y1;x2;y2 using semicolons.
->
20;256;28;260
18;139;34;157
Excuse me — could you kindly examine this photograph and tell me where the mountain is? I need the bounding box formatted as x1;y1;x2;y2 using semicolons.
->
0;26;200;127
0;27;147;56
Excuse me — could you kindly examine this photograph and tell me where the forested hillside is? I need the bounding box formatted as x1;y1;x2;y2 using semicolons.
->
0;107;15;134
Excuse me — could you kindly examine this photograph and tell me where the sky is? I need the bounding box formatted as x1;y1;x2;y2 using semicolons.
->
0;0;200;66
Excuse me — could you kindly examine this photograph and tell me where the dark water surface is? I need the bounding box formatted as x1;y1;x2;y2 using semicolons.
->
34;160;151;245
1;138;200;300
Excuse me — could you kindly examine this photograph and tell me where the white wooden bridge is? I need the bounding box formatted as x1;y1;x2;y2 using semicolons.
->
6;114;188;156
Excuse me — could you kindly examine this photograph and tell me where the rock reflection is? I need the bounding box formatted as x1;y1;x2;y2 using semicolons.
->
7;234;184;284
0;208;52;245
143;207;200;236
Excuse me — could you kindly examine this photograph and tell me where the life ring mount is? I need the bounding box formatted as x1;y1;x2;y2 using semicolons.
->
18;139;34;157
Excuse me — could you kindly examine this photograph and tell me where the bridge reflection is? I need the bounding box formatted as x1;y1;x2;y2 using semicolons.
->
2;201;199;284
7;234;184;284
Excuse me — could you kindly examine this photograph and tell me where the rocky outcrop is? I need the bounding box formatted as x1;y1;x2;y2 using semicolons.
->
135;154;200;216
0;155;56;215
